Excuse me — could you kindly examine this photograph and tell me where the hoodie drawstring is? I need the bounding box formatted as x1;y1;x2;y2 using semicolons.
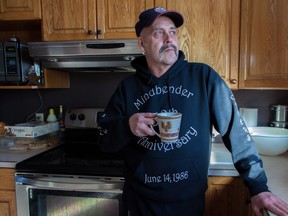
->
167;72;173;109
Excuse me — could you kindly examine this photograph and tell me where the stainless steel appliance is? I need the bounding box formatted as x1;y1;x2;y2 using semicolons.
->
0;38;34;84
28;39;143;72
270;105;288;128
15;108;126;216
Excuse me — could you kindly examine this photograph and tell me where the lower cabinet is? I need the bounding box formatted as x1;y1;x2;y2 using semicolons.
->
0;168;16;216
205;176;254;216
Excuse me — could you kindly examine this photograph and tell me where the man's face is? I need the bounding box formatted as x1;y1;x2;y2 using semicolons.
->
138;16;179;69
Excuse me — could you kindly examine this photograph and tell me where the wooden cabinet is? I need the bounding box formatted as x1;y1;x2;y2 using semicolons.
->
239;0;288;89
41;0;97;41
156;0;240;89
41;0;154;41
205;176;253;216
0;168;17;216
97;0;154;39
2;0;287;89
0;0;41;20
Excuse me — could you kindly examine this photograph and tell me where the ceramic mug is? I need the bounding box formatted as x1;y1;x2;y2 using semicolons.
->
150;112;182;142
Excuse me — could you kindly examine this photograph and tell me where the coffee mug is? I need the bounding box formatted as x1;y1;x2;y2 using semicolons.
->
150;112;182;142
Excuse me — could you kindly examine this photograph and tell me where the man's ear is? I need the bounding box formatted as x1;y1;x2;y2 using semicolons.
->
137;37;145;54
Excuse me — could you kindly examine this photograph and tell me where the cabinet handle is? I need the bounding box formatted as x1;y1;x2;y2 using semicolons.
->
231;79;237;84
96;29;102;35
87;30;94;35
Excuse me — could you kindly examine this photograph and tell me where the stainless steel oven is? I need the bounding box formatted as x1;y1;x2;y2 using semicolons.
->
15;173;124;216
15;108;126;216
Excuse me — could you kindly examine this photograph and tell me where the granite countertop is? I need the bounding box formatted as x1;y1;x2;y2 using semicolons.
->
0;145;58;168
211;144;288;203
262;151;288;203
210;143;288;204
0;141;287;204
209;143;238;176
0;141;235;169
0;135;61;168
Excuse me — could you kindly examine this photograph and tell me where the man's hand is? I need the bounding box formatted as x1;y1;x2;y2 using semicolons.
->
129;113;157;137
251;192;288;216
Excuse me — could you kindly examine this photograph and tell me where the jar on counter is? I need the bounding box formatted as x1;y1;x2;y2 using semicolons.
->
270;105;288;128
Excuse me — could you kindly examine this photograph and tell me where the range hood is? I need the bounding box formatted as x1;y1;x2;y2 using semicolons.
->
28;39;143;72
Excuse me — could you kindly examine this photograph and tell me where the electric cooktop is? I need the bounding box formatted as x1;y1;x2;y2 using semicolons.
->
16;108;125;177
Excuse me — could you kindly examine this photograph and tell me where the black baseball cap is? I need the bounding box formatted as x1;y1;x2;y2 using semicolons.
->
135;7;184;37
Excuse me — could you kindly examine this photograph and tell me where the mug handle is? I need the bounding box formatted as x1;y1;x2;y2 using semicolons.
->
150;125;161;138
150;117;162;138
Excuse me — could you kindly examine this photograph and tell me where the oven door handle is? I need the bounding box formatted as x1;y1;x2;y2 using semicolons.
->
15;176;124;191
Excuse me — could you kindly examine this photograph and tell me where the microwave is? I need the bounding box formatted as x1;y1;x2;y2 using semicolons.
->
0;41;34;84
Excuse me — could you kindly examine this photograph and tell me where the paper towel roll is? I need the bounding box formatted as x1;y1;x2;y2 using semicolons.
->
239;108;258;127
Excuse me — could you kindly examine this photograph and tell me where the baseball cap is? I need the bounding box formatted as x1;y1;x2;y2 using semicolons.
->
135;7;184;37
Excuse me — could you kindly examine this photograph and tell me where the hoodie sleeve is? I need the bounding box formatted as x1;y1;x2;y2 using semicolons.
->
210;78;269;197
96;83;134;153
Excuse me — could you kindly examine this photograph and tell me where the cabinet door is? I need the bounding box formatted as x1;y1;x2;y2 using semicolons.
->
156;0;240;89
0;169;16;216
42;0;155;41
0;191;17;216
239;0;288;89
97;0;154;39
42;0;97;41
0;0;41;20
0;168;15;190
205;177;251;216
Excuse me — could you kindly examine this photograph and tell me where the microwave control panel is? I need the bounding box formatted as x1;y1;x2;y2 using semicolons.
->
5;44;19;75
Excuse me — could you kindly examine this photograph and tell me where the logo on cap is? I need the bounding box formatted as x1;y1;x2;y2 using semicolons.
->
154;7;166;13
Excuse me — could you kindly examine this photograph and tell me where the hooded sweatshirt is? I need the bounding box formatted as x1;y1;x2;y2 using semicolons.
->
97;51;269;211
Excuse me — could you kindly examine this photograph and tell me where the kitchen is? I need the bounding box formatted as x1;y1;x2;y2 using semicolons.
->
1;0;288;216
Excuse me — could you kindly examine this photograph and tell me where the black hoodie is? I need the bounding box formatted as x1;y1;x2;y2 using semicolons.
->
97;51;269;210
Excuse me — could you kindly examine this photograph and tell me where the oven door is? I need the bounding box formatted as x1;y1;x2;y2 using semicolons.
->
15;173;125;216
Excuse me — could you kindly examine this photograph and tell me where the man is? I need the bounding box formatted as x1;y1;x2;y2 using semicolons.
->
97;7;288;216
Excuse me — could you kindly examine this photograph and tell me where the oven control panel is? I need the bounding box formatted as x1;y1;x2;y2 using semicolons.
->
65;108;104;128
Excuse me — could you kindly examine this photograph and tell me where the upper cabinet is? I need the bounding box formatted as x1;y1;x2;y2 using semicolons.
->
41;0;97;41
97;0;154;39
41;0;154;41
0;0;41;20
156;0;240;89
239;0;288;89
1;0;287;89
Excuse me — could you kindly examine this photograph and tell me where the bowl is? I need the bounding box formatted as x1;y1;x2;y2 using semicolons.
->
248;127;288;156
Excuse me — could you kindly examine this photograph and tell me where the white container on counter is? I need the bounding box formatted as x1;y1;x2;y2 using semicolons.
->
239;108;258;127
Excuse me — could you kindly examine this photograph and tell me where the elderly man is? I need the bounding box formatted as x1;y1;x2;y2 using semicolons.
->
97;7;288;216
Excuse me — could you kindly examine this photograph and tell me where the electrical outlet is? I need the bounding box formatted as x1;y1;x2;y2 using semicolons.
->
35;113;44;122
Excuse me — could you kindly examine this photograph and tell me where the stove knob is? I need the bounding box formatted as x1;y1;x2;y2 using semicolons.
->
78;113;85;121
70;113;77;121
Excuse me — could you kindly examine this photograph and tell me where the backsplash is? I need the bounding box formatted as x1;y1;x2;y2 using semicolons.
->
0;72;287;125
234;90;288;126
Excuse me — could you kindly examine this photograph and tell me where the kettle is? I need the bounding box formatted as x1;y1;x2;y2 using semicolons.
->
270;105;288;128
9;35;20;42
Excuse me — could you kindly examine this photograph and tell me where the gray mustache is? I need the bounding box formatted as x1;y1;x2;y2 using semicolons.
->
159;44;177;54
